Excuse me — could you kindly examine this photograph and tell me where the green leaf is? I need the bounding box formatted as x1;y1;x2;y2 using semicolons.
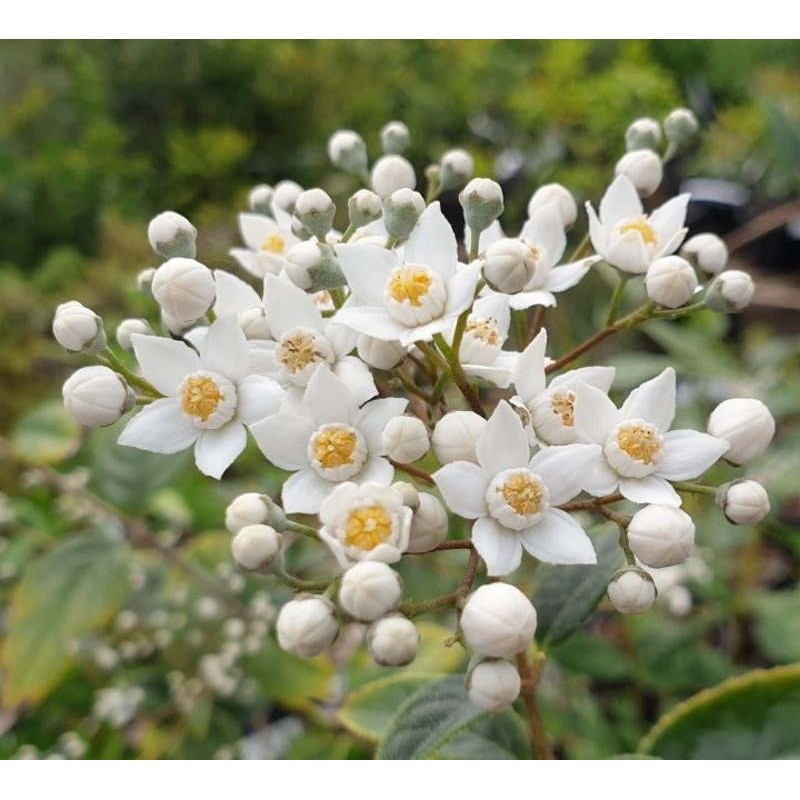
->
10;400;81;466
532;529;621;645
638;664;800;759
0;532;129;706
751;589;800;664
377;675;528;760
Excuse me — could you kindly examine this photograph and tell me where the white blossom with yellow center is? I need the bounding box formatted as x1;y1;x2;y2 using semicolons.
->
334;202;481;347
230;206;300;278
433;401;602;577
251;367;407;514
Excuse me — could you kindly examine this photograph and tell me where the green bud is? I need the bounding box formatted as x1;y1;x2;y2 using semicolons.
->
348;189;383;228
380;120;410;155
459;178;504;237
383;188;425;242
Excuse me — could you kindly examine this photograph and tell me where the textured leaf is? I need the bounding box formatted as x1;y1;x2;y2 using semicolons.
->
10;399;81;466
750;589;800;664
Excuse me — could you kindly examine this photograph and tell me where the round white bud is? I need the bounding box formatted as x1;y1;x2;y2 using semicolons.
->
460;178;504;236
367;614;419;666
664;107;699;145
627;505;695;568
707;398;775;465
380;121;410;155
328;129;368;175
357;335;406;370
467;658;521;712
273;180;303;215
432;411;487;465
407;493;448;554
625;117;662;152
439;148;474;190
161;309;197;336
339;562;403;621
705;270;755;313
381;415;429;464
371;155;416;198
137;267;156;294
276;595;338;658
383;188;425;241
147;211;197;259
115;318;152;351
615;149;663;197
225;492;270;535
483;238;540;293
151;258;215;325
237;307;269;340
527;183;577;229
645;255;698;308
231;524;282;571
63;366;134;428
52;301;106;354
294;188;336;240
607;568;656;614
680;233;728;275
284;240;323;290
391;481;420;510
460;583;537;658
348;189;383;228
717;479;770;526
248;184;274;215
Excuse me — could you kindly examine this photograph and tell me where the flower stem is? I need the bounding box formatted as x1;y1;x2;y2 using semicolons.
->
389;459;435;486
432;332;486;418
605;274;630;325
673;481;717;496
278;568;333;593
101;350;159;397
515;649;553;760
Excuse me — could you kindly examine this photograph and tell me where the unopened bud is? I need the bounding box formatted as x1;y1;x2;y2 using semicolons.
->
625;117;662;152
63;366;134;428
432;410;487;465
367;614;418;666
467;658;521;712
284;241;323;290
348;189;383;229
407;493;448;553
147;211;197;259
681;233;728;275
294;188;336;240
339;562;403;622
645;256;698;308
707;398;775;466
439;148;474;191
231;524;282;571
115;318;153;351
460;178;504;238
52;301;106;354
382;415;429;463
717;479;770;525
380;121;410;155
225;493;270;535
627;504;695;568
273;180;303;215
151;258;215;325
276;595;339;658
705;270;754;313
527;183;577;228
483;238;540;293
391;481;420;510
664;107;699;146
237;306;269;340
615;149;663;197
383;188;425;242
248;184;274;215
607;567;656;614
371;155;416;198
328;129;368;175
460;583;537;658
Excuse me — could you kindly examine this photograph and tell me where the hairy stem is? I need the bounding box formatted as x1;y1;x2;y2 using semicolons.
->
432;332;486;418
389;459;435;486
515;650;553;760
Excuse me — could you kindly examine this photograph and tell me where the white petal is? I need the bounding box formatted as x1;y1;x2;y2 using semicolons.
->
335;243;397;307
512;329;547;407
507;290;557;310
476;400;530;474
655;227;688;259
583;458;620;497
463;362;514;389
353;456;394;486
529;443;602;505
333;306;410;342
657;430;729;481
282;467;335;514
586;202;607;253
572;382;620;445
213;269;260;316
599;174;642;227
432;461;490;519
246;340;279;378
250;413;313;470
229;248;262;278
264;273;323;337
521;204;566;264
237;375;284;426
552;365;615;393
619;367;676;432
520;509;596;565
404;202;458;281
239;213;278;251
397;315;453;347
472;294;511;340
356;396;409;453
333;356;378;405
649;194;690;245
444;262;481;317
472;516;523;577
303;366;359;426
545;257;599;293
131;334;200;396
618;475;681;506
605;230;650;274
194;423;247;479
200;314;249;382
118;398;197;454
326;321;360;357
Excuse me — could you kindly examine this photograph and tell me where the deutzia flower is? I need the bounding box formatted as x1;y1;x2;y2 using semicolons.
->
586;174;689;274
230;206;300;278
118;315;284;478
433;401;601;576
334;202;481;347
573;367;730;505
251;368;407;513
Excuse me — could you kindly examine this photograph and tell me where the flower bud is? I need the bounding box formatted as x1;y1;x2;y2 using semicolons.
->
273;180;303;215
339;562;403;621
371;155;416;198
161;309;197;336
328;129;368;175
348;189;383;229
276;595;339;658
151;258;215;325
705;270;754;313
231;524;282;571
382;188;425;242
52;301;106;354
382;415;429;464
284;240;323;290
225;492;270;535
391;481;420;510
467;658;521;712
380;120;410;155
147;211;197;259
248;184;274;215
707;398;775;465
680;233;728;275
357;335;406;370
238;306;270;340
62;366;134;428
527;183;577;229
483;238;540;293
432;411;486;465
367;614;418;666
627;505;695;568
625;117;662;152
717;479;770;525
645;255;698;308
664;107;699;146
460;178;504;237
607;567;656;614
407;492;448;553
615;149;663;197
460;583;537;658
137;268;156;294
115;319;152;352
439;148;474;191
294;188;336;240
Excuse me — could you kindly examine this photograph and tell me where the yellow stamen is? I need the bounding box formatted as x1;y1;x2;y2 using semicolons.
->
551;391;575;427
344;505;392;550
388;267;432;307
617;424;662;464
466;318;499;345
312;427;358;470
261;233;285;254
499;473;545;517
278;333;320;373
619;216;657;246
181;376;224;422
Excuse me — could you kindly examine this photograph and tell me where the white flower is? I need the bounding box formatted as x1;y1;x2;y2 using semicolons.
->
645;256;698;308
225;492;270;534
231;524;282;571
706;270;755;313
357;335;406;370
328;130;368;175
151;258;216;325
586;174;690;274
52;301;106;354
433;401;600;575
147;211;197;259
707;397;775;465
460;582;537;658
276;595;338;658
607;568;656;614
251;368;406;513
467;659;521;712
371;154;416;197
367;615;418;666
614;149;663;197
573;367;730;506
118;315;283;479
681;233;728;274
115;318;152;351
335;203;481;347
230;207;300;278
63;366;134;428
380;121;410;155
318;481;412;567
431;410;487;465
407;493;449;553
718;479;770;525
527;183;577;229
627;504;695;568
381;415;429;464
625;117;662;152
338;561;403;621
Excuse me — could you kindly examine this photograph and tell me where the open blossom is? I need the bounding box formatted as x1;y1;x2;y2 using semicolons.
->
251;367;407;513
586;174;690;274
230;205;300;278
433;401;601;576
573;367;730;505
118;315;284;478
334;202;481;347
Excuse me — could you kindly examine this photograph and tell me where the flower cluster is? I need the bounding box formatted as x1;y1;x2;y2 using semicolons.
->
55;110;774;713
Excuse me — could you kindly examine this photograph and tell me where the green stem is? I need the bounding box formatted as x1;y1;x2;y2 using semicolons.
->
569;232;591;262
468;227;480;262
673;481;717;496
285;521;320;540
385;235;400;250
340;223;356;243
101;350;159;396
432;332;485;418
606;274;630;325
278;568;332;593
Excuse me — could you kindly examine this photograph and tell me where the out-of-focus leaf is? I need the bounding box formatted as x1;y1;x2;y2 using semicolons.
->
550;632;631;681
751;589;800;664
10;399;81;466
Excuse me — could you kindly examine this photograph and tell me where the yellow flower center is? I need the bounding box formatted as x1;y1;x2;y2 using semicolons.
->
551;391;575;427
499;473;545;517
312;426;359;470
261;233;286;254
278;332;320;374
619;216;658;246
388;267;432;307
617;423;662;464
344;505;393;551
181;375;224;422
466;318;499;345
